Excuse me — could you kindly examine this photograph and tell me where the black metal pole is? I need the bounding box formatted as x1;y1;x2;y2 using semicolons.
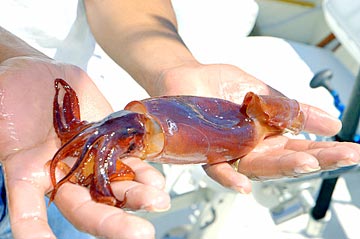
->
310;177;338;220
311;69;360;221
336;70;360;142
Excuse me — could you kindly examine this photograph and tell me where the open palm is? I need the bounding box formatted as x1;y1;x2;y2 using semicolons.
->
0;57;169;239
158;63;360;192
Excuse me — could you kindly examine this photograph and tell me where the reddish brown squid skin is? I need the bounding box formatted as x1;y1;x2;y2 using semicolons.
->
49;79;304;207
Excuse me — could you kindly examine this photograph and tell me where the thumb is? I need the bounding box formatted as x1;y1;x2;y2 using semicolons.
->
301;103;342;136
2;161;55;239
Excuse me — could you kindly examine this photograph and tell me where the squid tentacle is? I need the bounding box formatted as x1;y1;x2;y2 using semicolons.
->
49;135;87;187
54;78;90;144
49;132;103;203
50;130;95;180
90;137;120;206
91;135;136;207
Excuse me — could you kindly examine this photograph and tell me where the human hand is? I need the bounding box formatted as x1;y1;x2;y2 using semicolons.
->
155;62;360;193
0;57;170;239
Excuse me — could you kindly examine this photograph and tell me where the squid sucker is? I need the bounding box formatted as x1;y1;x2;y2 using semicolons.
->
49;78;304;207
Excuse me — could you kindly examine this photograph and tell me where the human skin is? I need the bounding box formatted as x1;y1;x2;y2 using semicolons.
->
84;0;360;190
1;1;359;238
0;27;170;239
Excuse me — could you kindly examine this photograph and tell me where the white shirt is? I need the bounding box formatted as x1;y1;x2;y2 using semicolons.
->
0;0;148;109
0;0;259;109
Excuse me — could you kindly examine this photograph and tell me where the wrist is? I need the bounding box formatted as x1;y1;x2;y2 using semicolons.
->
145;58;202;96
0;27;49;64
117;30;199;96
151;60;205;96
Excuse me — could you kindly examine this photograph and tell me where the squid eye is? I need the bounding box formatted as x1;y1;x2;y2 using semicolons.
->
127;128;136;134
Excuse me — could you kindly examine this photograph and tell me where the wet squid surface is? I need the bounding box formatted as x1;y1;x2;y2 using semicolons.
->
49;79;304;207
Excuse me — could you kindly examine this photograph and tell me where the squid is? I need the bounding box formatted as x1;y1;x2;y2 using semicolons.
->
49;78;304;207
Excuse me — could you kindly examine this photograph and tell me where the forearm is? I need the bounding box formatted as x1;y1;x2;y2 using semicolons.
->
84;0;197;95
0;27;48;63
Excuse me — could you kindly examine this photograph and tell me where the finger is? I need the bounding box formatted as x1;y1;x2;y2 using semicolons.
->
286;140;360;169
116;157;170;210
306;146;360;169
203;162;252;193
3;151;56;239
239;138;360;179
110;180;171;211
301;103;342;136
53;167;170;212
286;139;360;154
54;183;156;239
121;157;166;190
237;136;321;179
5;177;54;239
238;150;321;180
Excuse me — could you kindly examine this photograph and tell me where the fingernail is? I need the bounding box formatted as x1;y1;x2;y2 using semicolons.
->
238;188;250;194
294;165;321;174
154;204;171;212
230;186;250;194
141;196;171;212
337;159;358;167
